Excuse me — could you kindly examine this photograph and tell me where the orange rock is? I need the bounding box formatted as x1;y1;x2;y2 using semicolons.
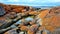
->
12;8;23;13
29;11;39;15
4;32;8;34
20;26;28;31
38;26;44;31
27;30;35;34
38;9;49;19
39;7;60;32
0;17;6;20
45;26;55;32
27;24;39;34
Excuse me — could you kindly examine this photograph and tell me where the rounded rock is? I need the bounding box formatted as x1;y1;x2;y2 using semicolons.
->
0;6;6;16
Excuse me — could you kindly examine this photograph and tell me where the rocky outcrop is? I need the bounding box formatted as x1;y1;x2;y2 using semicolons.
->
0;3;60;34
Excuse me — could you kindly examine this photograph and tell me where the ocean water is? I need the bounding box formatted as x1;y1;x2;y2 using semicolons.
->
32;6;54;9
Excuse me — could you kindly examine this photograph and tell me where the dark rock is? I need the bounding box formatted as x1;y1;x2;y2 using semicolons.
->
0;6;6;16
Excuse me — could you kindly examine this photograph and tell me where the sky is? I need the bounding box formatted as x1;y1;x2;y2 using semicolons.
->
0;0;60;6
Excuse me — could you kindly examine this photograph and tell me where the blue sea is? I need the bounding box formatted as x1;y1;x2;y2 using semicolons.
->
32;6;55;9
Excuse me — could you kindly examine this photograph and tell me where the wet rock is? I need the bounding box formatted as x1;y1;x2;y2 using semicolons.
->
5;12;17;19
4;28;19;34
0;18;13;29
0;27;11;33
0;18;8;29
0;6;6;16
19;32;24;34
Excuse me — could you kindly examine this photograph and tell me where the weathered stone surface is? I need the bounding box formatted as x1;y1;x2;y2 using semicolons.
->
38;7;60;32
0;3;60;34
0;6;6;16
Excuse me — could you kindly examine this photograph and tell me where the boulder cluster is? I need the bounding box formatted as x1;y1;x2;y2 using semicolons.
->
0;3;60;34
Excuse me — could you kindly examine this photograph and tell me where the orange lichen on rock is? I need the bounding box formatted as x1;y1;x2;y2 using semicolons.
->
0;17;6;20
27;24;38;34
27;30;35;34
20;26;28;31
39;7;60;32
38;26;44;31
0;3;34;13
12;8;23;13
38;9;49;19
42;31;47;34
29;11;39;15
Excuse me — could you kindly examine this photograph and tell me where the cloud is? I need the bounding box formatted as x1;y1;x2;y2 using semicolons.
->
0;0;60;6
43;0;60;3
6;0;36;2
48;0;60;2
9;3;57;6
1;0;60;3
7;0;20;2
29;0;35;2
